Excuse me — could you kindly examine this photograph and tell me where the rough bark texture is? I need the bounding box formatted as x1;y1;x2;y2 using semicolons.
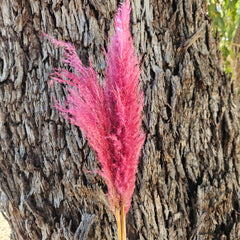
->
0;0;240;240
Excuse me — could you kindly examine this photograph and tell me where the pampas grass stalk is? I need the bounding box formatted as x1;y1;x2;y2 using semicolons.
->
45;1;144;239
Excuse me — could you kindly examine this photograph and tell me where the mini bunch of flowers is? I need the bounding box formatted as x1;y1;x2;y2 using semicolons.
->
45;0;145;239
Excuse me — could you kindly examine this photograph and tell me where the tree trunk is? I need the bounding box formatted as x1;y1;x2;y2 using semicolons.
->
0;0;240;239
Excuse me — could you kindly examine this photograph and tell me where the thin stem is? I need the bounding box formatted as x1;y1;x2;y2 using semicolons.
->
121;203;126;240
115;204;126;240
115;208;122;240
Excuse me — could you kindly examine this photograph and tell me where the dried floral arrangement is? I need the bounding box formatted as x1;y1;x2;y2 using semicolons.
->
45;0;145;239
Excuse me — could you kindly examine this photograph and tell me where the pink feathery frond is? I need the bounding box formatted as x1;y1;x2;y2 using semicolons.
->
45;0;145;216
104;0;145;214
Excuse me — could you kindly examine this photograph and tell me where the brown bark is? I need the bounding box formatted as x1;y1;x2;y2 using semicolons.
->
0;0;240;239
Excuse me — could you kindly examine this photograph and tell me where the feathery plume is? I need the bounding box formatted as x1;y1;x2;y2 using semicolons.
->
45;0;144;239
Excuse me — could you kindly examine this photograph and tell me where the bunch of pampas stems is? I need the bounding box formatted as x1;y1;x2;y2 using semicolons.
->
45;0;145;239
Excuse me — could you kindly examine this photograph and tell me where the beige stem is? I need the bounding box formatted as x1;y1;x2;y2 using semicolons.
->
121;203;126;240
115;208;122;240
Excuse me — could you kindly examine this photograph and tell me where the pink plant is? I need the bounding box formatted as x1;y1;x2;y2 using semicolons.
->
45;0;144;239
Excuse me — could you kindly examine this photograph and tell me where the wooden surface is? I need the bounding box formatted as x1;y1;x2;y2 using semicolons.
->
0;212;10;240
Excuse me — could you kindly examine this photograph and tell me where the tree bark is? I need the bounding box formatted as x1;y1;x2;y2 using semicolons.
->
0;0;240;239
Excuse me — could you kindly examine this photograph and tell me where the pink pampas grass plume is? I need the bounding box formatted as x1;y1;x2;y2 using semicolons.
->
45;0;144;239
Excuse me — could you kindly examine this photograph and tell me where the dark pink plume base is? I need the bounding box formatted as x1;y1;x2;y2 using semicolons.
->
45;0;145;215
